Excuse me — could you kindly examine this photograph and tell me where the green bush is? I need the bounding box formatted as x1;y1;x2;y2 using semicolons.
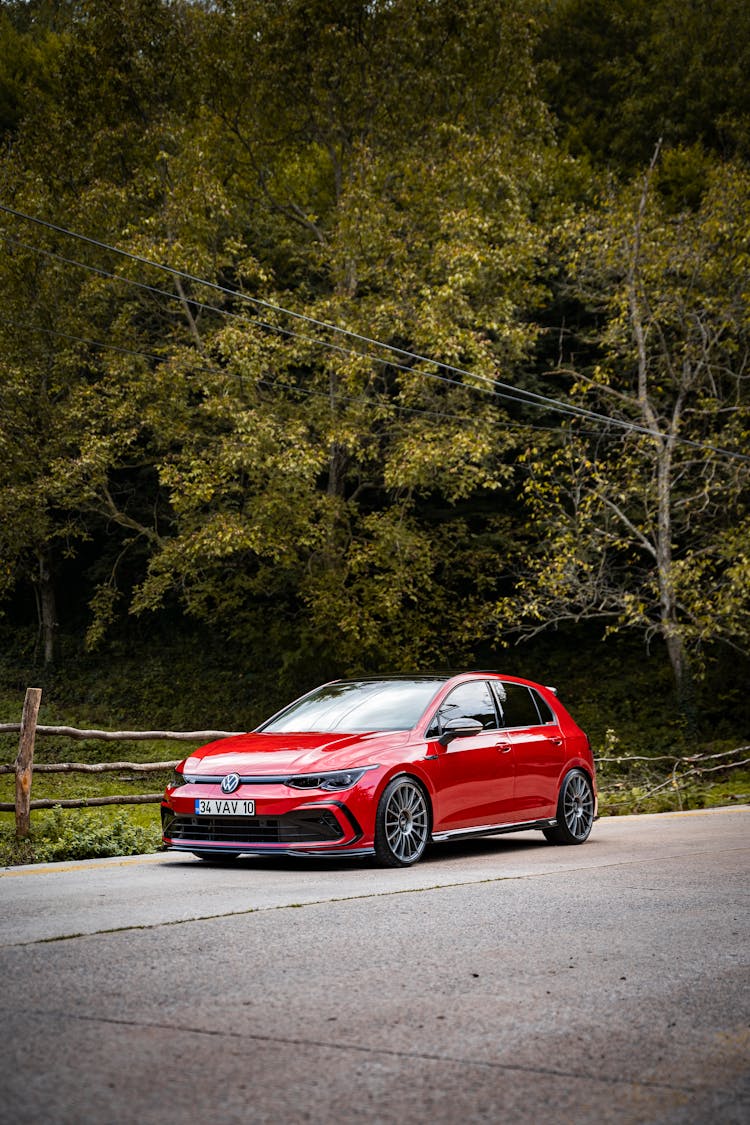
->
0;806;162;866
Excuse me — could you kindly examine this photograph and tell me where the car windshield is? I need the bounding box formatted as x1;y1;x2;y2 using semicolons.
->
259;679;446;733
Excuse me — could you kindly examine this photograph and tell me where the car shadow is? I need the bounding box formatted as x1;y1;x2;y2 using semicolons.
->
159;831;554;873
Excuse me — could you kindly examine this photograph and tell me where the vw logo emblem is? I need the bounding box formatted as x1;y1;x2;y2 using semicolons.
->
221;773;240;794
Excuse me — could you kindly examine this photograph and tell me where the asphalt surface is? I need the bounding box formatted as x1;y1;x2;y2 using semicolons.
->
0;806;748;1124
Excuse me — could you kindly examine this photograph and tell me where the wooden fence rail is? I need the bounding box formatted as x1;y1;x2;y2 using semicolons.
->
0;724;242;741
2;689;748;838
0;761;180;775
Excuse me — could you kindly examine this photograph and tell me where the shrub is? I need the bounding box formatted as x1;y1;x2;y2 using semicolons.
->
0;807;162;866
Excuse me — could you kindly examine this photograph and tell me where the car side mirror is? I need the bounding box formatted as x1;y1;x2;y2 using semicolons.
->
438;717;484;746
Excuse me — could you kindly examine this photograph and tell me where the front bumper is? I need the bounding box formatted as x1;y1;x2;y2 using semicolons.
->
161;787;368;856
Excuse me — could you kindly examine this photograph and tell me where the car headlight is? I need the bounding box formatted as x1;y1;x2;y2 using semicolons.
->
168;768;189;789
287;767;374;791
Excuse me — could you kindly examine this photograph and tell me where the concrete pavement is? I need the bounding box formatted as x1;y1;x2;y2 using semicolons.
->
0;807;748;1124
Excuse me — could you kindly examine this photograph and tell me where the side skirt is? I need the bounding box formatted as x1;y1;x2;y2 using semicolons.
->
431;817;557;843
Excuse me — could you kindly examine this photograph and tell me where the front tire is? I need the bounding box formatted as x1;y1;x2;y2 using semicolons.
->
543;769;595;845
374;776;431;867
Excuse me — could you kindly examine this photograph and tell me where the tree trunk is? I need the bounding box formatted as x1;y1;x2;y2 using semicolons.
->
36;553;57;666
661;619;697;731
652;400;695;725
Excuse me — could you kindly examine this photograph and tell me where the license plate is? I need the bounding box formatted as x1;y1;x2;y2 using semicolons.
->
194;798;255;816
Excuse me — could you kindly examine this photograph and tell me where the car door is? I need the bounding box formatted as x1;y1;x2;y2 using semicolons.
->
494;681;564;819
429;680;517;831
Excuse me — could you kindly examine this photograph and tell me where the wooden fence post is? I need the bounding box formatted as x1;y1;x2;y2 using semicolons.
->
15;688;42;838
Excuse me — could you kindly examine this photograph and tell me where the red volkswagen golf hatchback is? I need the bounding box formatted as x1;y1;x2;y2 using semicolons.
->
162;673;596;867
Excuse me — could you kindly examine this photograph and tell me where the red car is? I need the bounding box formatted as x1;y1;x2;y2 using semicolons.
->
161;673;597;867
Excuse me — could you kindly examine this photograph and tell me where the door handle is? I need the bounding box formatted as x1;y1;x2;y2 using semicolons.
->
551;738;563;746
496;743;512;753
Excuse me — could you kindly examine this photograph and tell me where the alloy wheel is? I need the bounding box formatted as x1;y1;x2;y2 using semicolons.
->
378;778;430;866
562;771;595;840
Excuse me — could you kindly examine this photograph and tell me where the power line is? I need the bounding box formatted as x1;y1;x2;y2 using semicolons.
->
0;201;654;425
0;315;169;365
0;232;633;443
1;201;550;400
3;229;595;423
1;202;748;463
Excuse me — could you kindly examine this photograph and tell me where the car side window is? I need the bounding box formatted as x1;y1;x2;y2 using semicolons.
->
428;681;499;736
495;682;546;728
531;689;556;724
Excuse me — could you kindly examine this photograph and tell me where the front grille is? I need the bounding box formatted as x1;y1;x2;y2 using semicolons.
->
163;808;344;846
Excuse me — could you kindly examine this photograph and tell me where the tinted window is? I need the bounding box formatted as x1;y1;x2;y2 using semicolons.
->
496;683;543;728
531;689;555;724
260;679;445;733
431;681;499;734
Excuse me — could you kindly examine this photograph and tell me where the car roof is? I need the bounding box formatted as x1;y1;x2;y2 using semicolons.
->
330;672;528;682
328;673;558;694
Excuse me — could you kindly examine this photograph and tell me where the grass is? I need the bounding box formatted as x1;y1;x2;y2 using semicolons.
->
1;805;163;866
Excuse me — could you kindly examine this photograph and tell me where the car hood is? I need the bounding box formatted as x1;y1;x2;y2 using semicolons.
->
182;729;411;775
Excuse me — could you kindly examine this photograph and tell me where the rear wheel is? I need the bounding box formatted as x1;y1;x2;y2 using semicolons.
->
374;777;430;867
192;851;240;863
543;770;594;845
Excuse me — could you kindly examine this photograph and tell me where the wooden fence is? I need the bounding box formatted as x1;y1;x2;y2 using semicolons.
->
0;687;242;837
594;745;750;812
2;688;748;839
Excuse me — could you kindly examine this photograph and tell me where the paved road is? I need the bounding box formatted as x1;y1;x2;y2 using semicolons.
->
0;807;748;1124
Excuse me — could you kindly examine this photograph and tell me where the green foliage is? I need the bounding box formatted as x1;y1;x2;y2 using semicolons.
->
498;157;750;702
0;3;66;138
539;0;750;169
0;806;162;866
0;0;553;678
0;0;747;732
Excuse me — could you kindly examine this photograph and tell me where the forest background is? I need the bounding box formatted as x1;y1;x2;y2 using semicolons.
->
0;0;749;839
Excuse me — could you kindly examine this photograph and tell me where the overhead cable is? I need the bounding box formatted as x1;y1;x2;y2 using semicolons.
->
1;202;748;463
0;202;660;427
1;313;611;437
1;229;595;422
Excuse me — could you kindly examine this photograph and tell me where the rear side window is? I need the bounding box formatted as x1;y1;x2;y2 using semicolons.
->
531;689;555;724
496;682;546;728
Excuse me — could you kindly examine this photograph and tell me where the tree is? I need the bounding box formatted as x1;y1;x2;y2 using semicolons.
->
0;0;200;662
0;0;552;682
58;0;552;680
499;153;750;709
538;0;750;169
0;2;68;139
